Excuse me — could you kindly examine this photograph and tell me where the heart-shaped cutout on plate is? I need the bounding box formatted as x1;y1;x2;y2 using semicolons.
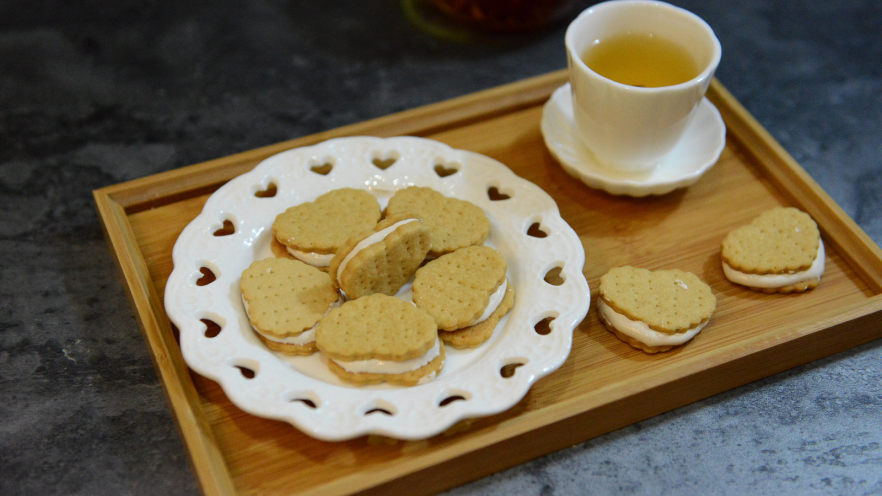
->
434;162;459;178
371;154;398;170
309;161;334;175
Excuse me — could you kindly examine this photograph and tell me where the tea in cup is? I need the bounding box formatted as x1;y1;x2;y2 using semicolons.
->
565;0;721;172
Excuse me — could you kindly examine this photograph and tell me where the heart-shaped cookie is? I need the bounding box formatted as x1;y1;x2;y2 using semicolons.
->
329;216;432;299
599;266;715;334
240;257;340;355
272;188;380;266
413;245;511;337
721;207;820;274
316;294;444;386
721;207;824;292
385;186;489;257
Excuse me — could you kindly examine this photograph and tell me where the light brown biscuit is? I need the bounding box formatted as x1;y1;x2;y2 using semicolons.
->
721;207;820;274
721;207;823;293
412;245;509;331
750;279;820;294
385;186;490;257
439;282;514;349
329;215;431;299
598;266;715;335
240;257;340;355
272;188;380;263
316;294;437;361
316;294;442;385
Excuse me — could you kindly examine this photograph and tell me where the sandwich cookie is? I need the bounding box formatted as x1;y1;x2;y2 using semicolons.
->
272;188;381;268
598;266;716;354
329;215;431;299
721;207;825;293
316;294;444;386
240;257;341;355
385;186;490;257
413;245;514;349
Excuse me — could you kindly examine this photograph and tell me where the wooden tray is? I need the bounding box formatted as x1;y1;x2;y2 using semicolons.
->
94;70;882;495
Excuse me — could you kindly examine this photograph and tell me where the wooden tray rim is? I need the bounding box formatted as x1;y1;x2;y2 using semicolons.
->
94;70;882;495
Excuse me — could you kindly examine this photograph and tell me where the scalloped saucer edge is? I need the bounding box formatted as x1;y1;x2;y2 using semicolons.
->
541;83;726;197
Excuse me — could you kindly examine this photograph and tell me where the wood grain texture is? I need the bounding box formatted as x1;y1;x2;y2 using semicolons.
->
95;71;882;495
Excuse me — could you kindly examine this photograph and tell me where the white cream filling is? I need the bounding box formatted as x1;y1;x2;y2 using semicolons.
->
333;338;441;375
285;247;334;267
723;240;825;289
598;299;707;347
335;218;419;282
241;296;339;346
263;323;317;345
468;278;508;326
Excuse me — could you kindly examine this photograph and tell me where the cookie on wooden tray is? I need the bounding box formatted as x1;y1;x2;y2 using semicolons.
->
329;215;432;299
721;207;825;293
240;257;341;355
413;245;514;349
316;294;444;386
272;188;381;268
384;186;490;257
598;266;716;354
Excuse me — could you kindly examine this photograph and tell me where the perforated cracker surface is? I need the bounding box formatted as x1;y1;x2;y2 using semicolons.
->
599;266;716;334
385;186;489;256
721;207;820;274
329;216;431;299
412;245;508;331
272;188;380;253
240;258;340;339
316;294;438;361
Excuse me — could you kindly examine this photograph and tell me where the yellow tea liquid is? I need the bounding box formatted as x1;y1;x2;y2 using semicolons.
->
581;32;700;87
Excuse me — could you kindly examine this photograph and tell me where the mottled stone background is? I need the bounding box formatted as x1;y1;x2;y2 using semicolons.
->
1;1;880;494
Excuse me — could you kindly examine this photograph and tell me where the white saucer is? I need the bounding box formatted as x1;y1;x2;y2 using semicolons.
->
541;83;726;197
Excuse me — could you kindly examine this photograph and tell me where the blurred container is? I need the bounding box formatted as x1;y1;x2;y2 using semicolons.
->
430;0;578;32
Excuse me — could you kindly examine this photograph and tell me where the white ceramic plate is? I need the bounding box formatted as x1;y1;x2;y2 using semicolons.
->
541;83;726;197
164;136;590;441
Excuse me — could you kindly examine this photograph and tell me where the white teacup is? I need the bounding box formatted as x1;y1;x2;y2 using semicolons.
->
565;0;721;173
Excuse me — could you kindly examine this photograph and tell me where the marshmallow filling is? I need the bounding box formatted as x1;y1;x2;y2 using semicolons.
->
598;299;707;347
465;278;508;327
285;247;335;267
333;338;441;375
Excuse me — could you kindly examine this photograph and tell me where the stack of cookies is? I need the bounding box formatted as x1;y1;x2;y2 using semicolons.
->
240;186;515;386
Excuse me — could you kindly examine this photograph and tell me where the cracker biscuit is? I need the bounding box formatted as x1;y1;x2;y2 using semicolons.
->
721;207;824;293
385;186;490;257
413;245;514;348
240;257;340;355
272;188;380;268
598;266;715;353
316;294;444;386
329;215;431;299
